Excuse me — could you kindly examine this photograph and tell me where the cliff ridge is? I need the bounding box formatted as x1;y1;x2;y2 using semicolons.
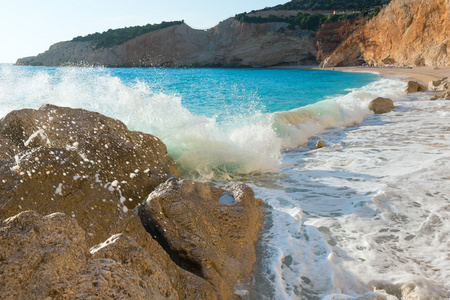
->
16;19;317;68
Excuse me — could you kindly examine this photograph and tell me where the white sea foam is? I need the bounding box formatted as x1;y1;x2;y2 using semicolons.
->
249;91;450;299
0;65;405;180
2;65;449;299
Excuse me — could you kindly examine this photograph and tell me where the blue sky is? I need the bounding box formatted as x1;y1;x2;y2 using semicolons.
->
0;0;286;63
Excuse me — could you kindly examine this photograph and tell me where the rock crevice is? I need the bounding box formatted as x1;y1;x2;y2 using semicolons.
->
0;105;264;299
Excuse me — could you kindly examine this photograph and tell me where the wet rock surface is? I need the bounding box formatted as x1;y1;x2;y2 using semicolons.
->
0;104;179;245
0;105;264;299
405;81;428;94
139;177;265;299
369;97;395;114
430;90;450;101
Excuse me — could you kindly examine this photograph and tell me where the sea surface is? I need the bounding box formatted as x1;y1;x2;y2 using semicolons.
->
1;64;449;299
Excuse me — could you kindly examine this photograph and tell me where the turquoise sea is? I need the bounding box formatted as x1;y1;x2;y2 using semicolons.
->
0;65;380;179
2;64;449;299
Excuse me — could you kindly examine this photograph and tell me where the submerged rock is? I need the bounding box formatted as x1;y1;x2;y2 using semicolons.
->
0;211;215;299
0;104;179;246
430;90;450;100
405;81;428;94
139;177;264;299
369;97;395;114
428;77;449;91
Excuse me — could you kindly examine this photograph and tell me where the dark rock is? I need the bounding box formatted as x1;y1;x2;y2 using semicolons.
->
368;97;395;114
0;104;180;246
139;177;264;299
405;81;428;94
316;140;324;149
0;105;264;299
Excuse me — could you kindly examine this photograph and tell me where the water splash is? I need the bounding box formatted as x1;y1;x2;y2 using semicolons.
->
0;65;403;181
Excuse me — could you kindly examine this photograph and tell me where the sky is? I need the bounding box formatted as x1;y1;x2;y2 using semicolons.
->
0;0;286;63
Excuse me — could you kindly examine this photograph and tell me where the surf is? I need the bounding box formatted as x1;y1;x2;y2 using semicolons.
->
0;65;404;181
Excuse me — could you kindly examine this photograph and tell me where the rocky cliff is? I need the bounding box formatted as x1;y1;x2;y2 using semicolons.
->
313;18;367;62
322;0;450;67
17;18;318;67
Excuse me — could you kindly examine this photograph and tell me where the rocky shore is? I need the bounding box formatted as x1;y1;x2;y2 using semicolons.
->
2;75;448;299
0;105;264;299
3;0;449;297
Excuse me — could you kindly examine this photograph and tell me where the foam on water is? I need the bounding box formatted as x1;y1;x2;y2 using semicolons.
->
2;65;448;299
0;65;403;180
248;92;450;299
273;76;405;149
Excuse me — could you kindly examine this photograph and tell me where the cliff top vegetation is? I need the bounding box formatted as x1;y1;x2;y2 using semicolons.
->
72;20;184;49
235;8;380;31
263;0;387;11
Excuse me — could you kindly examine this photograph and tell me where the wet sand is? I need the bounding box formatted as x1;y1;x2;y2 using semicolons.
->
277;65;449;85
323;66;450;85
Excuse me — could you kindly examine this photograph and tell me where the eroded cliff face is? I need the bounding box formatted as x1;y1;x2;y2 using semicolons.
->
314;18;367;62
17;18;317;67
323;0;450;67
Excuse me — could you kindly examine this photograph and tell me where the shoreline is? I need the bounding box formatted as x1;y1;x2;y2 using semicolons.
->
277;65;449;85
319;66;449;85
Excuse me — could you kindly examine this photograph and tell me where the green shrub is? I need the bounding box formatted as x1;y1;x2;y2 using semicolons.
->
72;21;184;49
265;0;386;11
234;12;360;31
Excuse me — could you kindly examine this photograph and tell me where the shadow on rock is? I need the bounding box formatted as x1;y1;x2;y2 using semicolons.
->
139;177;264;299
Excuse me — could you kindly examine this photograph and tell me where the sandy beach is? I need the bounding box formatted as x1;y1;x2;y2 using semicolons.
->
276;65;449;85
327;66;450;85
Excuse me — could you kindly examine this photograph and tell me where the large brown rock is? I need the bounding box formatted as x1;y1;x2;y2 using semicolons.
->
405;81;428;94
0;104;179;246
0;105;266;299
369;97;395;114
0;211;216;299
139;177;264;299
322;0;450;67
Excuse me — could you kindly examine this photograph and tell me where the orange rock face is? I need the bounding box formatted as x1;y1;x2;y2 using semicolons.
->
323;0;450;67
314;18;366;62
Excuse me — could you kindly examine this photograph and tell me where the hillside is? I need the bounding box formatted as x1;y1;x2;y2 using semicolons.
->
16;9;371;67
264;0;386;11
16;19;318;68
322;0;450;67
17;0;449;68
71;21;184;49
